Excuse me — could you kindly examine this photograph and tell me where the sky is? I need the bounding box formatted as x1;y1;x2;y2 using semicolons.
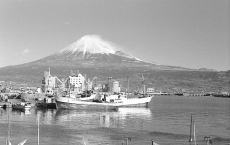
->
0;0;229;71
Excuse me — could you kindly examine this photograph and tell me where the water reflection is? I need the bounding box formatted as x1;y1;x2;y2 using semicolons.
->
35;109;57;125
54;107;152;129
117;107;152;118
1;95;229;145
0;108;32;121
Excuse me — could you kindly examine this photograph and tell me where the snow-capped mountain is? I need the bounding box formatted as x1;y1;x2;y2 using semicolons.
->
58;35;141;61
30;34;146;67
0;34;196;86
7;34;190;70
0;35;223;93
60;35;118;54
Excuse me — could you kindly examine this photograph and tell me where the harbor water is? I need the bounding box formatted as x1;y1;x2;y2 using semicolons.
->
0;95;229;145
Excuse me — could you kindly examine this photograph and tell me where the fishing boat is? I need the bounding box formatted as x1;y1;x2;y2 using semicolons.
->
1;104;7;109
55;91;153;110
12;102;31;112
35;97;57;109
1;102;12;109
36;101;56;109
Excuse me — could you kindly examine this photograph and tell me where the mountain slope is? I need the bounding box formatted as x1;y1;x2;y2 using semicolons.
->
25;35;189;70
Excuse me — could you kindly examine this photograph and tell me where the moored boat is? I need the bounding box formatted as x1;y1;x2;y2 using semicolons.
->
55;92;153;110
1;104;7;109
12;102;31;112
35;97;57;109
36;101;57;109
0;102;12;109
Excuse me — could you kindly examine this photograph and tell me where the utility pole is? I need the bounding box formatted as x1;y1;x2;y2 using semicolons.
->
189;114;193;142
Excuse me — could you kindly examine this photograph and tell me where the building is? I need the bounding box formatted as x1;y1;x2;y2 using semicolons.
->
147;88;155;95
112;81;120;93
36;88;42;94
69;73;85;88
67;73;85;94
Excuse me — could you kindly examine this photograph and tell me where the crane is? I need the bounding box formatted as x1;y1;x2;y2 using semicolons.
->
55;76;68;90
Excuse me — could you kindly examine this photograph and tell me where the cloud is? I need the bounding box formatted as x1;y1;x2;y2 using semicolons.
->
22;48;30;54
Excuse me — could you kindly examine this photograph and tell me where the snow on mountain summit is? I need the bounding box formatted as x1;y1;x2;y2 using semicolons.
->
60;35;118;54
59;35;142;61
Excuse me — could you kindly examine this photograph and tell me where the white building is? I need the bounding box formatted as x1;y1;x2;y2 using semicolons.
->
36;88;42;94
68;73;85;93
112;81;120;93
147;88;155;94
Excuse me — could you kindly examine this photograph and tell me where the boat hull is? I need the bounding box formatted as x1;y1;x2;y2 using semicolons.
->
36;102;57;109
12;104;31;112
56;101;118;110
55;95;153;110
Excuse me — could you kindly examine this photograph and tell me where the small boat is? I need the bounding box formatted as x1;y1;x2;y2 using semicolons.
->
36;102;57;109
0;102;12;109
12;102;31;112
35;97;56;109
1;104;7;109
55;92;153;110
